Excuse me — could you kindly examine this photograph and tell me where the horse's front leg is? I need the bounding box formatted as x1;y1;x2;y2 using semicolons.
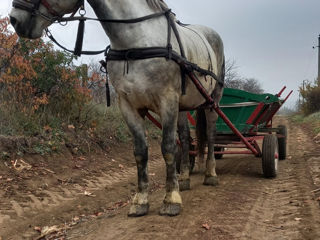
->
159;101;182;216
203;109;219;186
177;112;191;191
119;99;149;217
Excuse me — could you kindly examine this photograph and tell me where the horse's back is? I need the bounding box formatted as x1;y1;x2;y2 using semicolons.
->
178;24;224;75
190;25;224;66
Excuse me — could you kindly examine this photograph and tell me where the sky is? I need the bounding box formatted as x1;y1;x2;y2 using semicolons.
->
1;0;320;108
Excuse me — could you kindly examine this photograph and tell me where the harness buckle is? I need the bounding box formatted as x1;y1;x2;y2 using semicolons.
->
79;8;86;16
125;50;142;60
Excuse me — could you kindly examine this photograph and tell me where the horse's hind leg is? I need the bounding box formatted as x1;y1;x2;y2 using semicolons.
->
203;109;219;186
159;101;182;216
177;112;191;191
118;99;149;217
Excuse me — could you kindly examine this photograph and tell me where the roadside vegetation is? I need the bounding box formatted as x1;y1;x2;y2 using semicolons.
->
0;17;160;158
299;80;320;115
292;112;320;135
292;79;320;135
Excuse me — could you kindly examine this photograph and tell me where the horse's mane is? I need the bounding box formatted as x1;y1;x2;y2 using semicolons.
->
146;0;178;21
146;0;169;11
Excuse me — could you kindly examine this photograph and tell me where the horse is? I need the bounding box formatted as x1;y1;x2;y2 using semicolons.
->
10;0;225;217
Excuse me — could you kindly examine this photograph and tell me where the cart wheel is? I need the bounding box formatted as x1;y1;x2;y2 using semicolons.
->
277;125;287;160
214;147;224;160
262;134;279;178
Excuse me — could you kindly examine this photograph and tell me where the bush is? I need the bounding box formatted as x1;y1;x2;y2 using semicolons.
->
0;17;96;135
0;17;104;153
0;17;161;156
299;81;320;115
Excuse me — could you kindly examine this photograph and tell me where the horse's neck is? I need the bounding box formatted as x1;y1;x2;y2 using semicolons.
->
88;0;168;49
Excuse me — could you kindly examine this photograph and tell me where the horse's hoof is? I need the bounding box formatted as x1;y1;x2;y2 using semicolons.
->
203;176;219;186
179;179;191;191
128;204;149;217
159;203;181;216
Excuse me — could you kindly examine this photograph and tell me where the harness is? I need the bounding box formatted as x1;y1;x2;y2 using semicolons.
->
12;0;224;108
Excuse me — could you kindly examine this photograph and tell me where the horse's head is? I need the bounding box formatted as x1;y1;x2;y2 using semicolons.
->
10;0;81;39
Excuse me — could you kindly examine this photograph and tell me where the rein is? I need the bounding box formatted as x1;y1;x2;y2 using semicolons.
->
45;9;172;57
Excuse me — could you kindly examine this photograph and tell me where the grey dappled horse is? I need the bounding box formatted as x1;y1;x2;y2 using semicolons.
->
10;0;225;216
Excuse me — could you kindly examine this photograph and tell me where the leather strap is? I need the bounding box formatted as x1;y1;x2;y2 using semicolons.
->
58;10;170;24
106;47;224;86
45;29;106;55
41;0;60;16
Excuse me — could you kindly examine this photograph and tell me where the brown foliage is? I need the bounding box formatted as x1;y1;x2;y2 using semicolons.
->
0;17;105;136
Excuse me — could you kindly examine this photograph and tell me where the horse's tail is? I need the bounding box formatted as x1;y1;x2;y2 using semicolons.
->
196;109;207;157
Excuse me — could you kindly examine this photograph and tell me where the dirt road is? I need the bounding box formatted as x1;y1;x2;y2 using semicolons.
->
1;117;320;240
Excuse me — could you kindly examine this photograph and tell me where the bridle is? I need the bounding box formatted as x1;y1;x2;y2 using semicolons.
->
12;0;83;22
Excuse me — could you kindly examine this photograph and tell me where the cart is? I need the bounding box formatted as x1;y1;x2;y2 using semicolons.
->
146;86;292;178
187;86;293;178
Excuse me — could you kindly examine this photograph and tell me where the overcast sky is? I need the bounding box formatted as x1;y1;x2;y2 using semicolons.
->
1;0;320;107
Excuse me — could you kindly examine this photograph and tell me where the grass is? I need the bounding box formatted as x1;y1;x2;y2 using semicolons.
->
100;104;161;143
0;101;162;157
291;111;320;134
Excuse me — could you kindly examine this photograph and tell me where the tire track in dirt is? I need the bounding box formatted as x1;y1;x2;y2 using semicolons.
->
65;117;320;240
69;155;268;240
0;151;164;239
241;117;320;240
2;117;320;240
171;157;260;240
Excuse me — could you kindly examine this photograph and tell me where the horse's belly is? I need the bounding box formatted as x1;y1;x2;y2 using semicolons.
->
108;59;217;111
108;59;181;111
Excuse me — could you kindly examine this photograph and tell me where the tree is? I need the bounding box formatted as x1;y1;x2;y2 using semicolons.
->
224;59;263;94
299;80;320;115
241;78;263;94
224;59;242;88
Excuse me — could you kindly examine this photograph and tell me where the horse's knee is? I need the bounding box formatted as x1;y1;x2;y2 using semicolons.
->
161;139;176;159
161;116;177;157
134;148;148;163
163;153;175;166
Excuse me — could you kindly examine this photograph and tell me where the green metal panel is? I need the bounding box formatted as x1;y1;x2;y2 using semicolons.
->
216;88;280;134
188;88;280;134
219;88;279;105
